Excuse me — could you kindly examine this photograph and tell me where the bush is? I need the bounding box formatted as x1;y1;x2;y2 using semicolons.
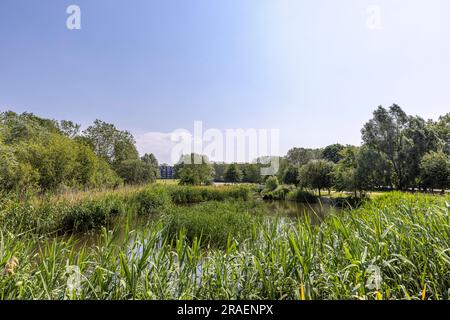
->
167;185;252;204
286;189;318;203
262;185;294;200
134;186;172;215
265;176;279;192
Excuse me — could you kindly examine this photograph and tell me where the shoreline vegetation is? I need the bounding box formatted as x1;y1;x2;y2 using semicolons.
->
1;105;449;300
1;185;449;299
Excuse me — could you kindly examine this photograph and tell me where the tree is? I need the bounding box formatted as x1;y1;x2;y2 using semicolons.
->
286;147;321;166
174;153;215;185
282;165;299;185
431;113;450;155
242;163;262;183
83;119;138;165
322;144;345;163
213;163;227;182
115;159;158;185
298;160;334;196
420;151;450;192
0;111;121;192
141;153;160;179
58;120;80;138
224;163;242;183
362;105;442;190
362;105;412;189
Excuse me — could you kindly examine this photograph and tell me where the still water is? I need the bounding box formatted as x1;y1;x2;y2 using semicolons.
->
64;199;341;248
263;199;341;225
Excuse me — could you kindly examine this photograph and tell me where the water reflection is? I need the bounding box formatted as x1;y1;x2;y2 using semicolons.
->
263;200;341;225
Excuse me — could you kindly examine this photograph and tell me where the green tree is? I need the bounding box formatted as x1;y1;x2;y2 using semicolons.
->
141;153;160;179
175;153;215;185
213;163;227;182
83;119;138;165
115;159;158;185
58;120;81;138
322;144;345;163
362;105;412;189
282;165;299;185
224;163;243;183
299;160;334;196
420;151;450;192
286;147;321;166
362;105;442;190
242;163;262;183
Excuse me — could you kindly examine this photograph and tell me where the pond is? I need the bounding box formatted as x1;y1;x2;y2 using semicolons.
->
55;199;342;248
263;199;342;225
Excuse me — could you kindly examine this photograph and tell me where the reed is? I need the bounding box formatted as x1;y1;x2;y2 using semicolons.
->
1;191;449;300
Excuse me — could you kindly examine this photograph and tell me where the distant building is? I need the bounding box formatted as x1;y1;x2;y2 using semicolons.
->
160;165;175;179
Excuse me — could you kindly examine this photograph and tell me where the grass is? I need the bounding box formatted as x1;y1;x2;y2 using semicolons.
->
0;184;253;234
1;190;449;300
162;201;264;248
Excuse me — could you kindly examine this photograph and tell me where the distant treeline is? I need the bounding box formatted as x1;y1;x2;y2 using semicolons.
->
0;111;159;194
174;105;450;194
1;104;449;195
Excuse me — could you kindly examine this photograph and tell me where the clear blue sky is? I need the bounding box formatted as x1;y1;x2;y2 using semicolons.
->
1;0;450;163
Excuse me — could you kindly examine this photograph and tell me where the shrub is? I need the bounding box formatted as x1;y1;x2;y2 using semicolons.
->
265;176;279;192
286;189;318;203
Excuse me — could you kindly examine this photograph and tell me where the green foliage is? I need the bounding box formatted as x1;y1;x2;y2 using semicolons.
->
115;159;158;185
1;192;449;300
224;163;242;183
167;185;252;204
286;147;322;166
0;112;121;192
281;165;299;185
299;160;334;195
261;185;295;200
0;184;252;234
322;143;345;163
175;153;215;185
241;163;262;183
163;201;262;248
420;151;450;190
286;189;318;203
264;176;279;191
83;119;138;166
362;104;442;190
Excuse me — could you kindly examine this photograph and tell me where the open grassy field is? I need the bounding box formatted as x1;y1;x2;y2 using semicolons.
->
1;185;449;300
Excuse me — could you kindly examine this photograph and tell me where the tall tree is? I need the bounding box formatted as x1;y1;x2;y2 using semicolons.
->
174;153;215;185
298;160;334;196
322;144;345;163
286;147;321;166
282;165;300;185
224;163;243;183
420;151;450;192
362;105;414;189
83;119;138;165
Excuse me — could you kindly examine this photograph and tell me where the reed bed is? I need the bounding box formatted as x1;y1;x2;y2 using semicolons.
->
1;190;449;300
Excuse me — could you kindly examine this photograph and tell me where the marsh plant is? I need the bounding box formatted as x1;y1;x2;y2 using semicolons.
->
1;187;449;300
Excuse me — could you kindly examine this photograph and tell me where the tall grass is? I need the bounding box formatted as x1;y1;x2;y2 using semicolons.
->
1;191;449;300
0;184;252;234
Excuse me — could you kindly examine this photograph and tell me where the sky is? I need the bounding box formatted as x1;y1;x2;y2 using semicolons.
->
1;0;450;164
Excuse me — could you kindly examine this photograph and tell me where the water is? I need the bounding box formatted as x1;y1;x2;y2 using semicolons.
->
57;200;341;248
263;199;341;225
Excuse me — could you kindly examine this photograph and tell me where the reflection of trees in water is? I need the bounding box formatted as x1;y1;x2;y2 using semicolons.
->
263;200;340;225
